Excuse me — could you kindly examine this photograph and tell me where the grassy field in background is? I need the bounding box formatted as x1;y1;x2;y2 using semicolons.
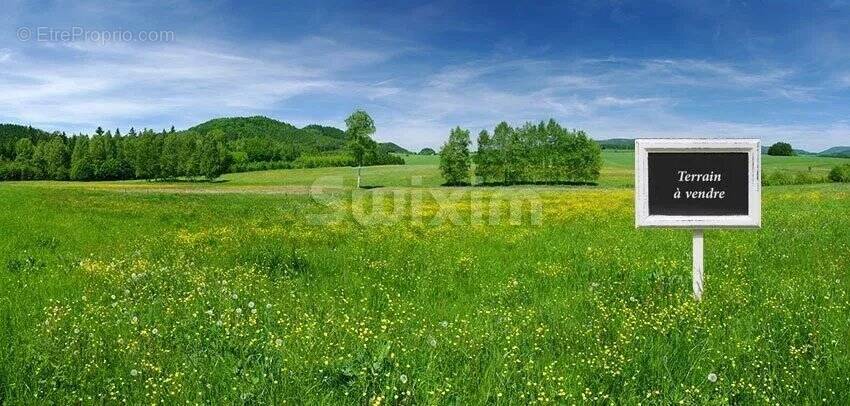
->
8;150;844;192
1;153;849;404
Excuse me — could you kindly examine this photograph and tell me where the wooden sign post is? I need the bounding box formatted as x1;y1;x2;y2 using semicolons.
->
635;139;761;301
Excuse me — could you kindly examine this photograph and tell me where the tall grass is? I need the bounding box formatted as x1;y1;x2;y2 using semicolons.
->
0;183;848;403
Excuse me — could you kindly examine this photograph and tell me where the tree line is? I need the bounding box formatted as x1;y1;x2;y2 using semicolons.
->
0;110;405;182
1;127;230;181
439;119;602;185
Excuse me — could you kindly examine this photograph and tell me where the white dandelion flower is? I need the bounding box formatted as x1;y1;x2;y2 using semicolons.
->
707;373;718;383
248;301;255;308
130;369;139;377
400;374;408;384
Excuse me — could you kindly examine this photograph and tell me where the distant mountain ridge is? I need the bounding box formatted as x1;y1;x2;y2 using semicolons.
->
819;146;850;157
595;138;635;150
378;142;413;154
595;137;848;157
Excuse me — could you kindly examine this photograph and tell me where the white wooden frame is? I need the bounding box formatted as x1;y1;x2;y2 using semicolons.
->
635;138;761;229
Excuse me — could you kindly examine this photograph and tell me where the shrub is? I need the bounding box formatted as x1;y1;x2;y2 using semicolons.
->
293;154;354;169
365;151;405;166
763;170;827;186
829;164;850;183
228;160;292;173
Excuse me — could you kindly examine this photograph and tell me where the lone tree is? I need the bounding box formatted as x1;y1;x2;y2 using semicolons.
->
768;142;794;156
439;127;471;185
419;148;436;155
345;110;377;188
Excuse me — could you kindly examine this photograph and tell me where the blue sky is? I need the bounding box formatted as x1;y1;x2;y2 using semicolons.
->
1;0;849;151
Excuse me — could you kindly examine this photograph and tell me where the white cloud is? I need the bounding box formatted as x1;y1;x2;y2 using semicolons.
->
0;32;846;152
0;37;399;131
364;57;845;151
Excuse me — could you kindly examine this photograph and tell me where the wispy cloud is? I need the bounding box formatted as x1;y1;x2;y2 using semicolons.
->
1;0;849;152
368;56;849;151
0;37;399;131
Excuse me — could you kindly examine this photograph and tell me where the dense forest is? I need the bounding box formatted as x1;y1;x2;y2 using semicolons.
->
0;116;404;181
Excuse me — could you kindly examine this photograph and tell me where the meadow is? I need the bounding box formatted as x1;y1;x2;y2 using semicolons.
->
1;151;849;404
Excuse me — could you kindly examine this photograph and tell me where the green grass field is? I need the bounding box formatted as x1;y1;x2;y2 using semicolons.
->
1;153;849;404
10;151;845;192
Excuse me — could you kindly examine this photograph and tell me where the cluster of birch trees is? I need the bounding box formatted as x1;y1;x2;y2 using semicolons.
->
439;119;602;185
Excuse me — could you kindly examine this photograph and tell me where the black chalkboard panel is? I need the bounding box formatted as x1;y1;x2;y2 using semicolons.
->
648;152;748;216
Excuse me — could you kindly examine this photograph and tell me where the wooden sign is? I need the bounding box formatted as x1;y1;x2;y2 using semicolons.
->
635;139;761;228
634;139;761;300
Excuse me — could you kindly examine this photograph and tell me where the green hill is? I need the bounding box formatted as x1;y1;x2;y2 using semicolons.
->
187;116;344;152
0;124;58;159
187;116;413;155
378;142;412;154
820;146;850;158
